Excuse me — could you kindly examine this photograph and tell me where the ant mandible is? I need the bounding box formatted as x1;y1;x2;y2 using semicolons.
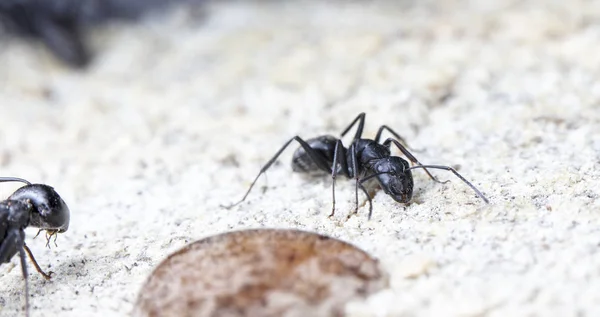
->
0;177;70;317
223;113;489;219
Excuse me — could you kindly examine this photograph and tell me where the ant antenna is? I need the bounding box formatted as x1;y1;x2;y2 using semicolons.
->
0;177;32;185
407;165;489;203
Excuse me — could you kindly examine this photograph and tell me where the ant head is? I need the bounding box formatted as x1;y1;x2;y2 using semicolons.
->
9;184;70;233
374;157;414;203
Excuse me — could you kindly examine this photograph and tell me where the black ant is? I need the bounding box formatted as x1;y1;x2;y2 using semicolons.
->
0;177;70;317
0;0;196;68
223;113;489;219
0;1;90;67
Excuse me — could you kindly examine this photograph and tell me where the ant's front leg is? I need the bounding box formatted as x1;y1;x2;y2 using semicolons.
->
374;125;411;150
383;138;449;184
343;178;373;220
23;244;54;280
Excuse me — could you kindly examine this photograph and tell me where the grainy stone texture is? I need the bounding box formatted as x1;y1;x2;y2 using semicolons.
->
0;0;599;316
134;229;387;317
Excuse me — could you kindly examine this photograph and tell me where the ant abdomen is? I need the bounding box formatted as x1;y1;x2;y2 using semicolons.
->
292;135;338;175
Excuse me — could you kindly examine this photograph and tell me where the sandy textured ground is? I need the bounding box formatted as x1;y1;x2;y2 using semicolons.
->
1;0;600;316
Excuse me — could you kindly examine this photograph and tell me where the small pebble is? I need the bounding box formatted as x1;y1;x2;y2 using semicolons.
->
134;228;388;317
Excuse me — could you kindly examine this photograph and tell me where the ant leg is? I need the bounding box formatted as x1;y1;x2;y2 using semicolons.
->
0;230;30;317
353;172;388;220
0;229;24;263
348;143;362;214
345;181;373;220
329;140;349;217
18;243;30;317
340;113;366;141
23;244;53;280
374;125;411;149
360;181;373;219
222;136;333;209
359;182;373;219
407;165;489;203
383;138;448;184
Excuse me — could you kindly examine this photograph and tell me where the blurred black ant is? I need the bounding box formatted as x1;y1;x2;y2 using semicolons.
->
0;177;70;317
0;0;202;67
0;0;90;67
223;113;489;219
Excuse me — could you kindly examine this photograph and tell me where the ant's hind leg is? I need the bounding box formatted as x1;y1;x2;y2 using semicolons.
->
383;138;449;184
222;136;334;209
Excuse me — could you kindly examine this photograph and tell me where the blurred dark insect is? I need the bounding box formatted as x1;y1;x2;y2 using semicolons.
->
0;0;194;68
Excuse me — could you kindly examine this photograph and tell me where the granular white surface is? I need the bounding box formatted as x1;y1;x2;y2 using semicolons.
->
1;1;600;316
